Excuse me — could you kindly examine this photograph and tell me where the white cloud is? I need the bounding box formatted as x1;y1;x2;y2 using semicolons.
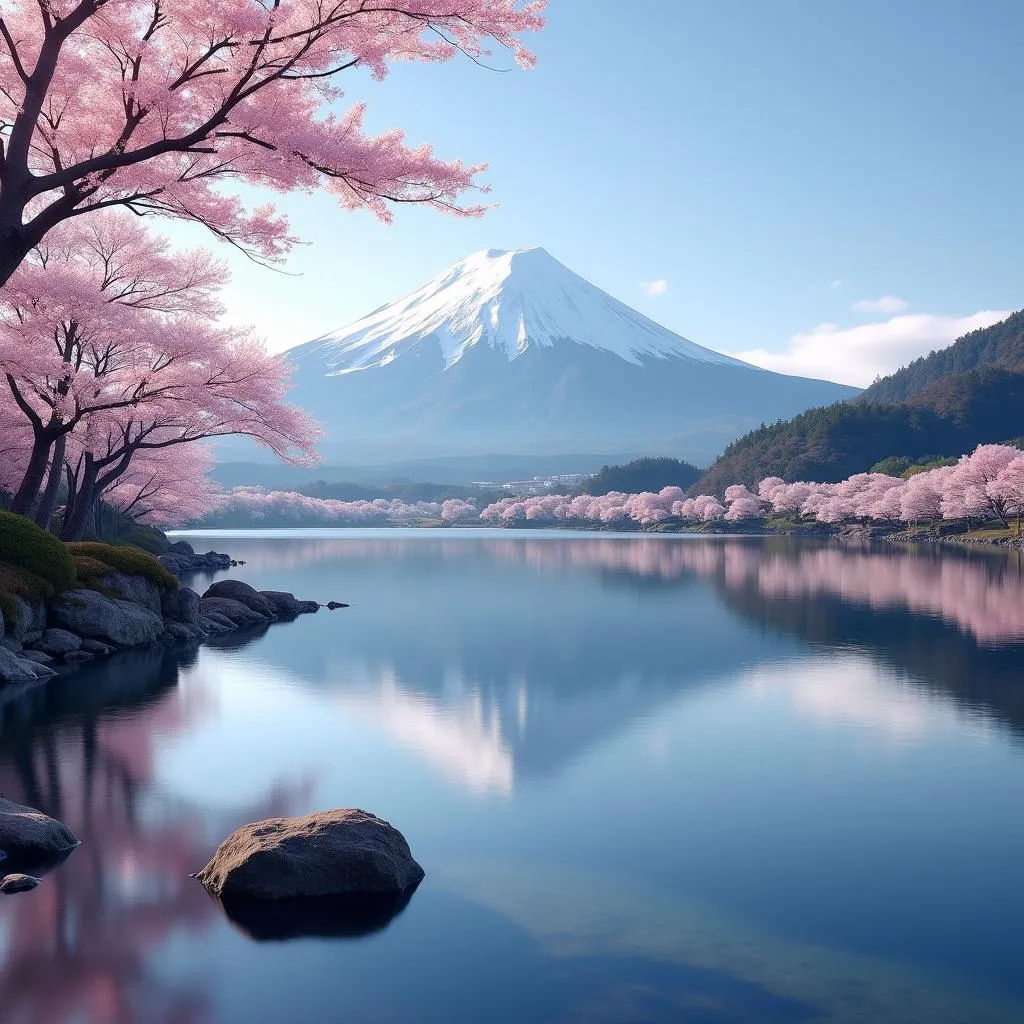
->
851;294;909;315
640;279;668;297
731;309;1012;388
828;279;843;290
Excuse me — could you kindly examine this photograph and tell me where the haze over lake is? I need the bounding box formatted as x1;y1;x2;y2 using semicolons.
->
2;531;1023;1024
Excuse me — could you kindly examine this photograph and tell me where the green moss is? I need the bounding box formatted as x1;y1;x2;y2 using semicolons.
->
65;542;178;590
0;557;63;626
0;510;77;593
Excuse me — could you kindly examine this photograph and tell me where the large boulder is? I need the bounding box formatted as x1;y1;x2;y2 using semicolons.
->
0;798;79;865
0;646;56;683
198;613;235;633
49;589;164;648
33;628;82;657
196;809;424;901
158;552;193;577
99;572;162;615
203;581;277;618
162;586;201;625
168;539;196;557
199;596;269;628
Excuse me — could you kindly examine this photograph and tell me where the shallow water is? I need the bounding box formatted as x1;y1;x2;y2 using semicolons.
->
2;531;1024;1023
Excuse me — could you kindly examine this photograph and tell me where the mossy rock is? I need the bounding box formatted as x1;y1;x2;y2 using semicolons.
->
0;558;63;626
0;511;76;594
65;542;178;591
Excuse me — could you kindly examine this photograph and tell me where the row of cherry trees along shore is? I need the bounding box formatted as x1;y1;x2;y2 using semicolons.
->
0;0;544;538
211;444;1024;531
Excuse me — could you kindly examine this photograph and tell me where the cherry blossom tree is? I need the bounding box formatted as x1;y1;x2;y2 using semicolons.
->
0;214;227;519
57;330;319;539
900;466;951;528
723;483;762;522
941;445;1022;527
441;497;477;523
101;444;223;528
989;451;1024;534
0;0;544;287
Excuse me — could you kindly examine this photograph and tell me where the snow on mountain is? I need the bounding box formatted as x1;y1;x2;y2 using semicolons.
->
251;247;860;471
304;247;745;373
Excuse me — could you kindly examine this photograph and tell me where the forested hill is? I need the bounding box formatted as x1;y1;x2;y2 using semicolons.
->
694;367;1024;493
861;309;1024;404
585;457;702;495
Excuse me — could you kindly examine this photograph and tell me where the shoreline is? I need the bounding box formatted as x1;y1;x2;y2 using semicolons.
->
0;538;329;688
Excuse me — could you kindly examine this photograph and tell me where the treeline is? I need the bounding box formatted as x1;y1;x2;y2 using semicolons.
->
584;457;702;495
300;480;503;504
695;367;1024;493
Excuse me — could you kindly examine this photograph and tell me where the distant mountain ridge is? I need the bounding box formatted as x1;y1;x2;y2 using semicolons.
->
274;247;857;468
695;308;1024;492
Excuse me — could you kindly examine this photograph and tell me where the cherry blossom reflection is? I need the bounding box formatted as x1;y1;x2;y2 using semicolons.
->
0;647;307;1024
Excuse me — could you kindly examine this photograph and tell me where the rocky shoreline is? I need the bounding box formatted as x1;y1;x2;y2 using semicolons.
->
0;540;329;686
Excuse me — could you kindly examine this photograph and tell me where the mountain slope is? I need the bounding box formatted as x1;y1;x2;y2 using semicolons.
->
861;308;1024;403
281;247;858;467
695;366;1024;492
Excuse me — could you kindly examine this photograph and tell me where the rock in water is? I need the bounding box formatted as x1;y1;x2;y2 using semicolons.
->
196;809;424;900
0;873;41;894
0;798;79;863
202;580;277;618
326;601;350;610
161;586;201;626
0;646;56;683
199;596;269;627
34;628;82;657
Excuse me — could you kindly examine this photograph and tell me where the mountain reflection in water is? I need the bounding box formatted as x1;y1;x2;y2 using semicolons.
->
0;532;1022;1024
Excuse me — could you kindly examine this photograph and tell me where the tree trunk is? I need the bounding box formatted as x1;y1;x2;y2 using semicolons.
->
61;459;99;542
0;223;29;292
33;433;67;530
10;429;55;516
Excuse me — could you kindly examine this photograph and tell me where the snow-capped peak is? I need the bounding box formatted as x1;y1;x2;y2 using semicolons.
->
301;247;746;374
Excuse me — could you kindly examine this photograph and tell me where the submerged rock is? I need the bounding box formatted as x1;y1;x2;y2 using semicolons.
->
0;873;41;895
0;798;79;866
196;809;424;901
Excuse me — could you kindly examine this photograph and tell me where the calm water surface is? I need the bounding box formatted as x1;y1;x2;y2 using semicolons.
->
2;531;1024;1023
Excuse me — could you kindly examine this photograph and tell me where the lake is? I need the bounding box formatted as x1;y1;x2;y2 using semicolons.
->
2;531;1024;1023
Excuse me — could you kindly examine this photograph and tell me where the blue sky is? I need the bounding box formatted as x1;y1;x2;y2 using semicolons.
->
203;1;1023;386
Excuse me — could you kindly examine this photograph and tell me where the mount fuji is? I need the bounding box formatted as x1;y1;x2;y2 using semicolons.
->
280;247;858;467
